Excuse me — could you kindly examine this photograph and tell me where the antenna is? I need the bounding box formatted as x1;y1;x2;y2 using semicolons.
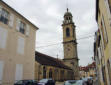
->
66;0;70;12
66;0;69;10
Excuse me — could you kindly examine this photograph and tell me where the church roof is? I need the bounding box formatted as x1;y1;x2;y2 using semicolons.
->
64;12;72;17
35;51;72;70
64;8;72;17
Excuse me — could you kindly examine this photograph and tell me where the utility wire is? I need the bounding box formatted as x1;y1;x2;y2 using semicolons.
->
36;32;95;44
36;34;94;48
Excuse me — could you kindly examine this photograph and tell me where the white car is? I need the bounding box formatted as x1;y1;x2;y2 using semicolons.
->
64;80;84;85
38;79;55;85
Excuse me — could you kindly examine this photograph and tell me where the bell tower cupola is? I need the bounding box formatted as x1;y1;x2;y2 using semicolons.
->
63;8;74;25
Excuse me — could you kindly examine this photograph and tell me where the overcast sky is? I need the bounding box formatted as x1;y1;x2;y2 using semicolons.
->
4;0;98;66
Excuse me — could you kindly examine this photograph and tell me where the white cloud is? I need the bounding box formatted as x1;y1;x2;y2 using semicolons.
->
3;0;97;66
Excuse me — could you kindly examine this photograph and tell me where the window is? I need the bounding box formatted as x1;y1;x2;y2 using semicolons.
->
66;28;70;37
101;16;108;48
0;9;9;24
49;69;52;78
17;36;25;55
0;61;4;84
107;60;111;85
43;66;46;78
15;64;23;82
106;0;111;13
19;21;25;34
108;0;111;12
0;27;8;49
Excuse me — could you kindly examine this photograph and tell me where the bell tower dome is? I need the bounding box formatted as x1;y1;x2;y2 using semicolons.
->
62;8;79;80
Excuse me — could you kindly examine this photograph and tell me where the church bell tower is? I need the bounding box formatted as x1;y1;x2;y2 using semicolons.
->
62;8;79;79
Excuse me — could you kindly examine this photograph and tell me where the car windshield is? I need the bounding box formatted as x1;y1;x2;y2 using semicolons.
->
39;79;48;83
16;80;28;84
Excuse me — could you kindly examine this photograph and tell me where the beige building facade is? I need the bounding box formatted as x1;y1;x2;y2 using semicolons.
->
0;1;38;85
95;0;111;85
62;8;79;80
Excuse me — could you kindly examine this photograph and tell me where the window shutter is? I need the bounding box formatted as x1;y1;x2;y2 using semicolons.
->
9;13;14;27
25;24;30;36
15;64;23;82
0;27;8;49
0;5;2;16
16;18;20;31
109;58;111;68
17;36;25;55
0;61;4;84
105;0;110;16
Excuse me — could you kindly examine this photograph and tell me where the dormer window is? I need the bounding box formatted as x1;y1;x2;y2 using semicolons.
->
0;9;9;24
19;21;25;34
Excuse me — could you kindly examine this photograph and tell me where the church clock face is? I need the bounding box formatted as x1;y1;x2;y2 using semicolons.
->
67;47;70;51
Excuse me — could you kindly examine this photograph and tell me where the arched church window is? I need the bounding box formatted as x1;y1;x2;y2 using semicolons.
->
66;28;70;37
49;68;52;78
43;66;46;78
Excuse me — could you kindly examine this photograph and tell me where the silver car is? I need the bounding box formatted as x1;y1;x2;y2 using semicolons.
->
64;80;84;85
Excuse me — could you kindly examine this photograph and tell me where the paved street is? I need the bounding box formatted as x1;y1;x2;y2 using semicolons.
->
93;79;99;85
56;79;99;85
56;82;64;85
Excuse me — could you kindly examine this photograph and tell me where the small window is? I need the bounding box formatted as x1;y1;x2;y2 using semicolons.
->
0;9;9;24
19;21;25;34
66;28;70;37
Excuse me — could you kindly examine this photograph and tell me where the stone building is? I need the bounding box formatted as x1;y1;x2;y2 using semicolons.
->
35;51;73;81
79;62;96;78
0;0;38;85
62;8;79;80
95;0;111;85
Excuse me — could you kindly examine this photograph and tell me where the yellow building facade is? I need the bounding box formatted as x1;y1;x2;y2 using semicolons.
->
0;1;38;85
95;0;111;85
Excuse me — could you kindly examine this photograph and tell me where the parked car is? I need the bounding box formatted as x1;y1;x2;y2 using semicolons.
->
38;79;55;85
64;80;77;85
14;80;38;85
64;80;84;85
82;77;93;85
76;80;84;85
